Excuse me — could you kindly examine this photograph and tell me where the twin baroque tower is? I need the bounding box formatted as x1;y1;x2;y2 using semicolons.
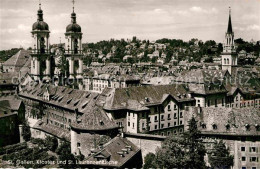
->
30;2;83;87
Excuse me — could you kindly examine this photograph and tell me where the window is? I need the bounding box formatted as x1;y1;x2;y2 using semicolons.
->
168;123;170;127
242;156;246;161
180;120;183;125
174;105;177;110
252;167;256;169
128;112;130;116
77;142;80;148
168;105;171;111
168;114;171;120
132;123;135;128
142;123;145;129
249;147;257;152
161;124;164;128
154;116;158;122
180;112;183;118
155;125;158;130
161;115;164;121
241;147;245;152
250;157;258;162
202;123;206;129
174;121;177;126
242;167;246;169
174;113;177;119
128;122;130;127
167;131;171;136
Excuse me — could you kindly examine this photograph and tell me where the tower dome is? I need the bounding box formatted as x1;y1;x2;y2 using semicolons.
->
32;5;49;31
66;12;81;33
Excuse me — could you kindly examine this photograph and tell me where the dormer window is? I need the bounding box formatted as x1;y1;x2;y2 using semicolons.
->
201;123;206;129
58;96;63;102
74;100;80;106
225;124;230;130
81;101;88;109
67;98;72;104
245;124;250;131
145;97;149;102
68;89;73;94
212;123;217;130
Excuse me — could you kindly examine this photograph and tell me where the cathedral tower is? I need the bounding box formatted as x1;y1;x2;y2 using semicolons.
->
64;0;83;89
221;7;237;75
31;2;51;81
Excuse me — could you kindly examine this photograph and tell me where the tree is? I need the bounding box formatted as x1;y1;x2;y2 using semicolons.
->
155;117;206;169
56;140;77;168
209;140;234;169
143;153;157;169
22;119;31;141
45;136;58;152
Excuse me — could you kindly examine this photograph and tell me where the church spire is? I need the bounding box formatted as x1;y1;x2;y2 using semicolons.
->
227;7;233;34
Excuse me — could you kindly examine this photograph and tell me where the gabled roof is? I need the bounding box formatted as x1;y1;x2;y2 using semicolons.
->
185;107;260;136
103;84;194;111
3;50;30;68
86;136;141;167
19;83;118;131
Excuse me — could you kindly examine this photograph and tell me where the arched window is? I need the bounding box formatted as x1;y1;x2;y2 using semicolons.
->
227;58;229;64
40;37;45;54
224;58;226;64
74;39;78;54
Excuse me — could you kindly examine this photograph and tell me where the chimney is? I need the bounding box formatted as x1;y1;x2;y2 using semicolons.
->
122;148;128;154
125;145;132;151
117;152;125;157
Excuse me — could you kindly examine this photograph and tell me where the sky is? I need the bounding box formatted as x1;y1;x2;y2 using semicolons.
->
0;0;259;50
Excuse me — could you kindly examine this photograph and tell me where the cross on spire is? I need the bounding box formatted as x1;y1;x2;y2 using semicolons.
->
72;0;75;12
39;0;41;9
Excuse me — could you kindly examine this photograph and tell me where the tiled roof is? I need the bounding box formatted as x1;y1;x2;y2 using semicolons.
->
185;107;260;136
0;99;22;118
32;120;71;141
0;72;19;85
103;84;194;111
19;84;118;131
85;136;141;167
2;50;30;68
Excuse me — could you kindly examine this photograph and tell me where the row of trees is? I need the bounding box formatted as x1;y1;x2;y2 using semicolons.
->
144;117;234;169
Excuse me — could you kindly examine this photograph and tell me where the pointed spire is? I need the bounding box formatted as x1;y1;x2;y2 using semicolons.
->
227;7;233;34
39;0;41;10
